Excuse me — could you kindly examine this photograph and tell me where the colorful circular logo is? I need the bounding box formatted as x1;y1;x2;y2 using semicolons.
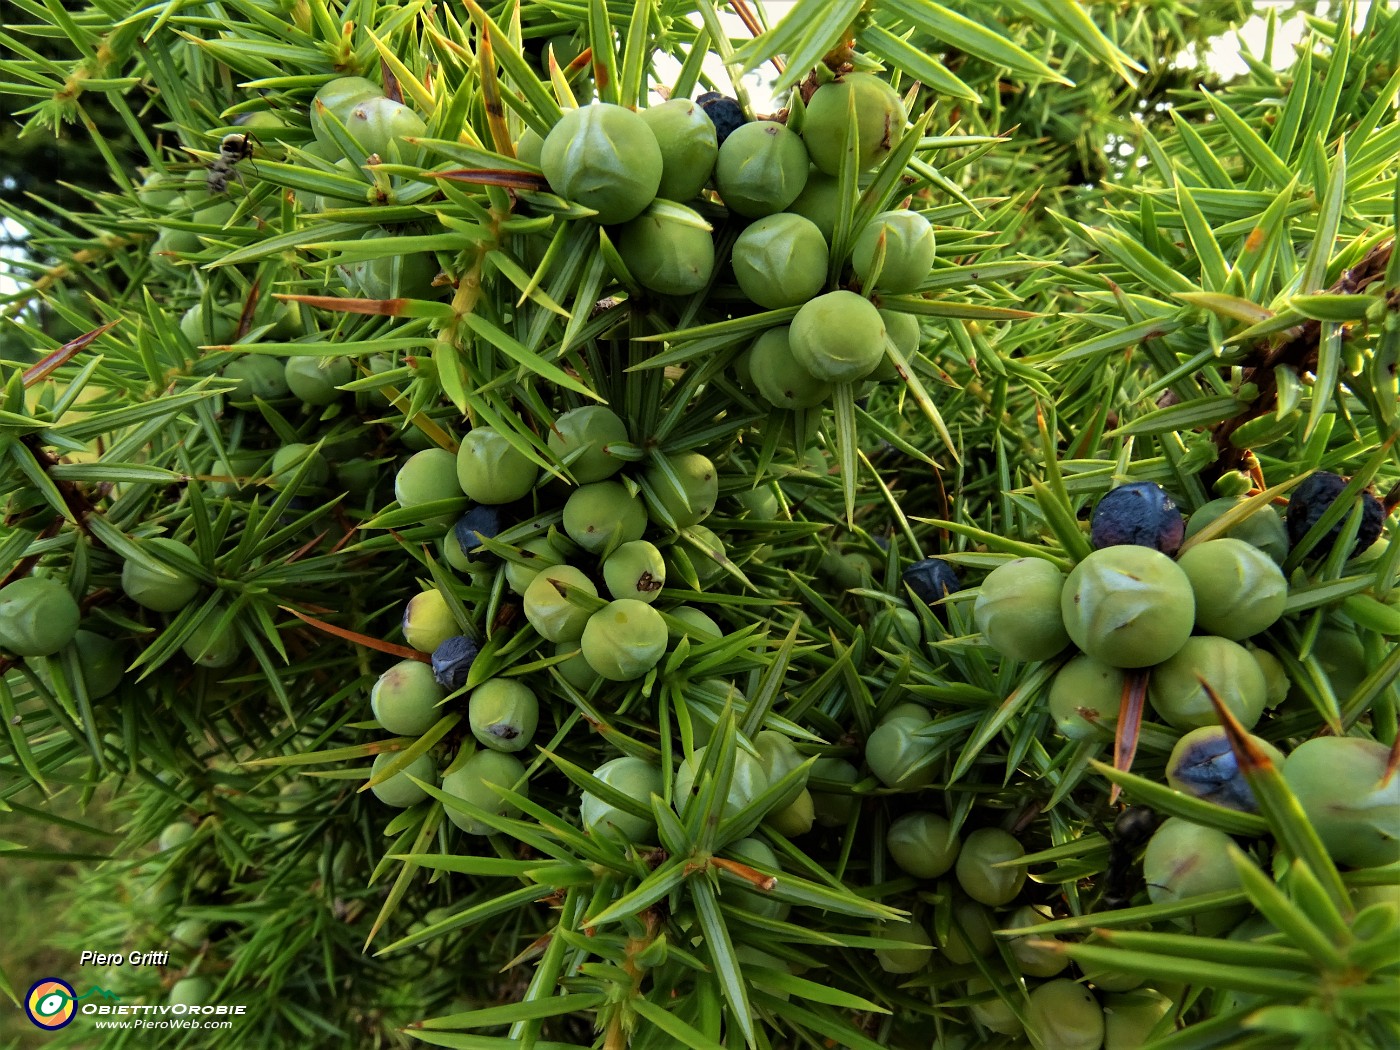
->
25;978;77;1030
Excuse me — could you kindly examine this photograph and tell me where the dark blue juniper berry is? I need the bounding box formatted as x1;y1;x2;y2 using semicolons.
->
1090;481;1185;556
697;92;746;146
1285;471;1384;559
432;635;479;691
454;503;505;559
902;558;960;621
1168;732;1259;813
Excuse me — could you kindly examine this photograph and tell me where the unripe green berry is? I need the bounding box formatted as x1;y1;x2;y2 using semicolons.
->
468;678;539;752
581;756;662;841
516;126;544;167
869;308;918;381
1148;636;1267;731
754;730;807;810
269;443;329;489
548;406;629;483
342;96;427;162
541;103;662;224
1247;644;1289;707
941;898;996;964
524;565;597;642
616;200;715;296
865;716;936;790
966;976;1023;1037
0;576;80;657
801;73;906;176
456;427;538;505
786;170;841;241
223;355;290;403
1143;818;1246;934
683;525;730;586
602;540;666;603
159;821;195;851
1026;980;1105;1050
66;630;124;696
1047;654;1123;740
973;557;1071;662
810;757;858;827
552;640;599;691
580;599;668;681
310;76;382;151
1176;538;1287;639
1061;546;1195;668
402;590;458;653
668;605;723;641
851;210;936;293
283;356;352;405
955;827;1027;906
441;750;527;834
1006;905;1070;977
180;302;240;346
369;751;435;808
504;535;567;595
674;745;768;822
747;326;831;409
1102;989;1173;1050
887;811;960;878
638;99;718;202
168;978;213;1008
563;480;648;553
121;538;201;613
644;452;718;529
714;121;809;218
1283;737;1399;868
874;917;933;974
170;918;210;951
731;213;828;309
767;789;816;836
790;290;886;383
395;448;466;526
872;607;922;648
879;703;933;727
371;659;445;736
1184;497;1289;563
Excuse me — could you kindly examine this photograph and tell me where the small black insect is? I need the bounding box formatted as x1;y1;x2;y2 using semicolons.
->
207;133;256;194
1101;806;1159;910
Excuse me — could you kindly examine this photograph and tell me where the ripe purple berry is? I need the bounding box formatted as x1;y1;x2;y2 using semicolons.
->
696;92;746;146
1285;471;1385;559
431;634;479;691
1090;481;1185;556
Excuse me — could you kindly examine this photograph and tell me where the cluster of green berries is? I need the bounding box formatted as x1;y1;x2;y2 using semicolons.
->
874;802;1179;1048
966;482;1291;740
532;77;932;405
369;405;804;832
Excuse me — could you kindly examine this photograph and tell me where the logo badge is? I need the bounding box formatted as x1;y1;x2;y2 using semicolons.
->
25;978;78;1030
